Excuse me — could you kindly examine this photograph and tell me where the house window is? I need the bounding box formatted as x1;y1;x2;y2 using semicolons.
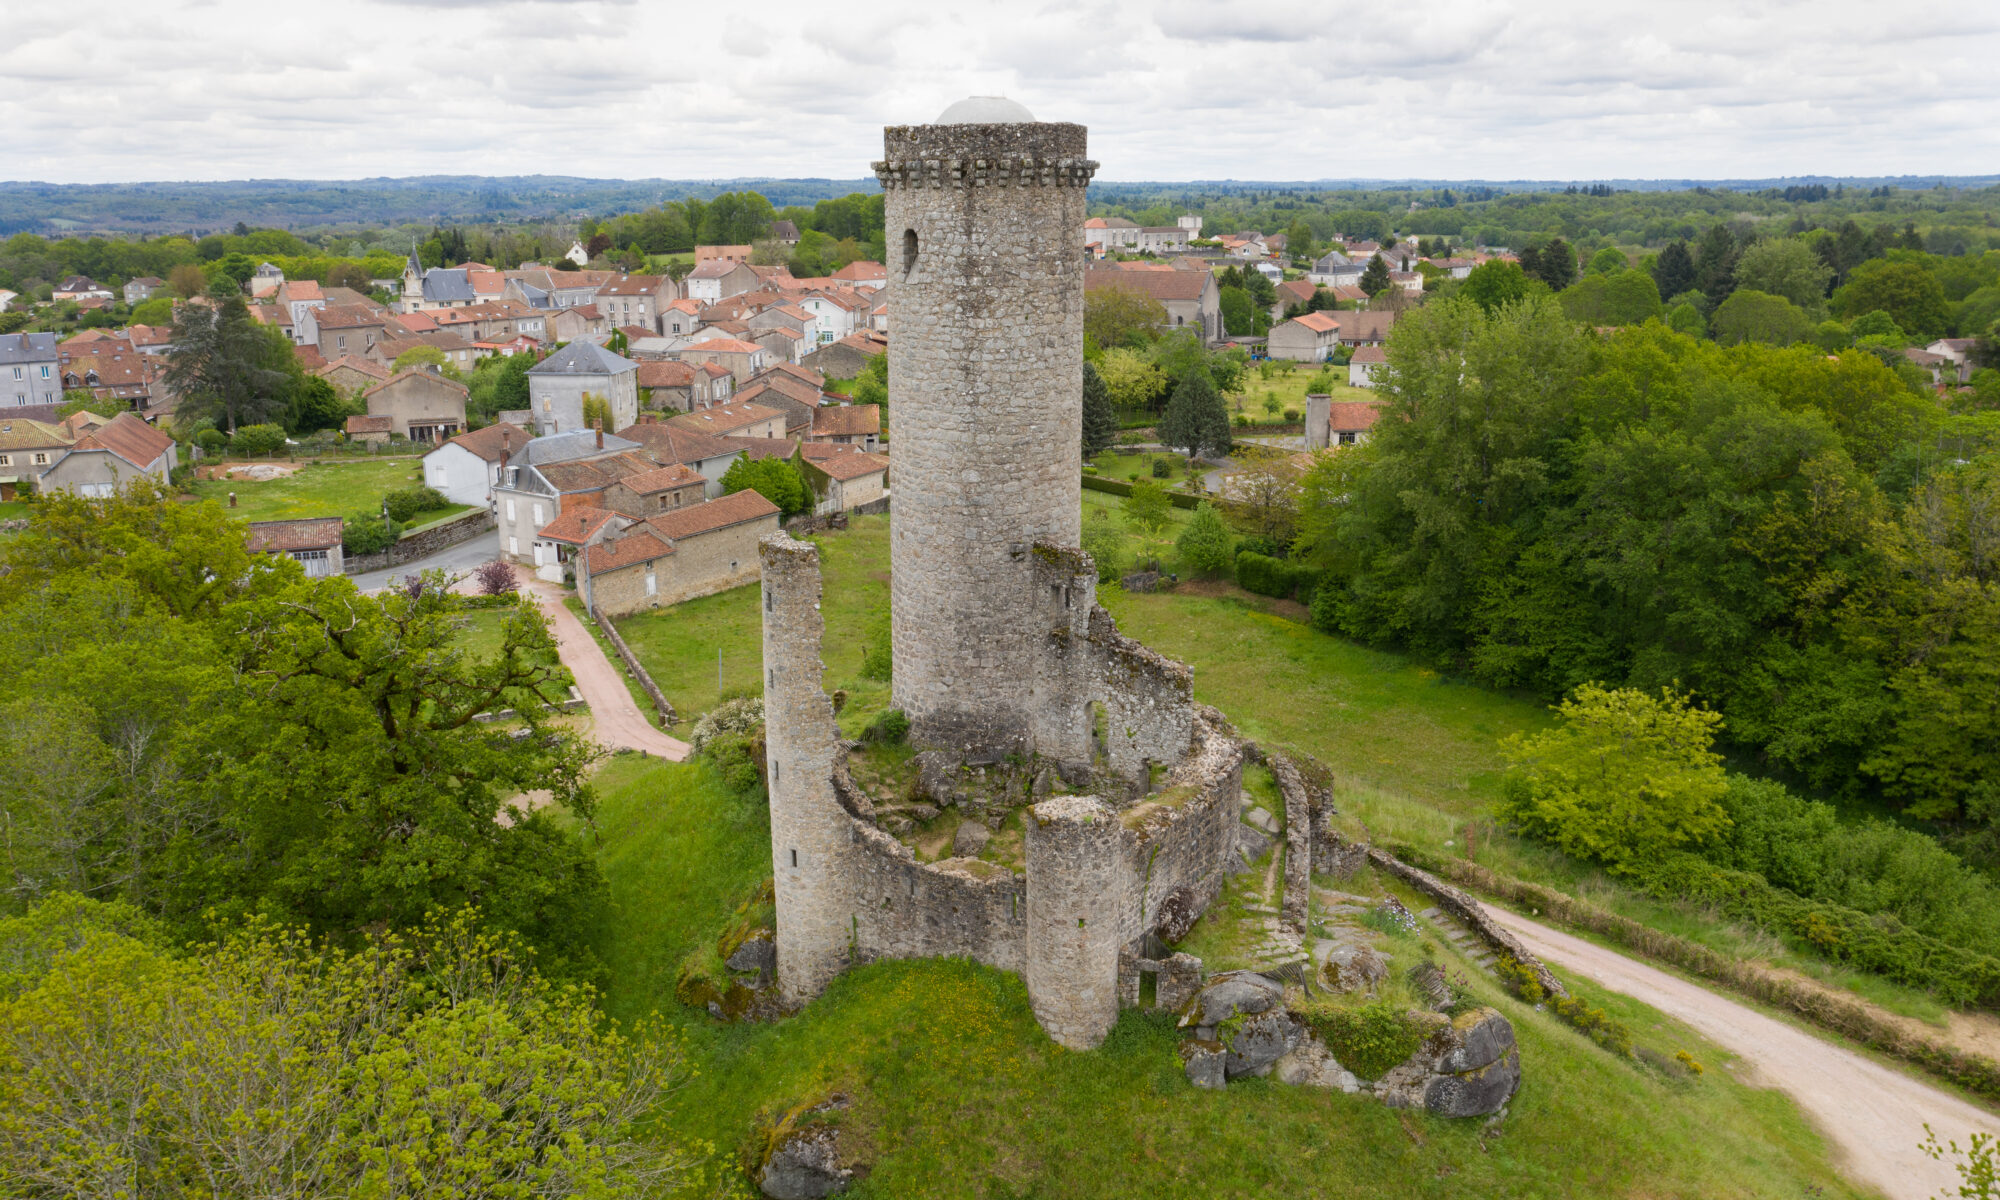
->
0;455;10;466
644;568;656;596
532;503;545;525
8;368;17;380
336;335;346;351
505;498;516;521
508;536;519;554
32;453;47;465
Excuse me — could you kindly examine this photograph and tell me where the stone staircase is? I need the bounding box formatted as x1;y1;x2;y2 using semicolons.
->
1418;905;1498;974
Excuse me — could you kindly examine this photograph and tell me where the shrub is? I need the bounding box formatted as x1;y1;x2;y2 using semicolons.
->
1282;408;1299;422
861;708;910;745
1233;413;1251;427
341;514;399;555
473;559;517;596
1295;999;1425;1080
194;428;227;456
1080;508;1128;581
383;485;449;523
689;696;764;753
1235;550;1322;603
1175;501;1234;576
228;423;287;457
1151;456;1173;478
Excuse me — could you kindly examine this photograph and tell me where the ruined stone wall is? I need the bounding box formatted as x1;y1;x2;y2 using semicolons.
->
881;121;1097;755
1025;796;1129;1048
1116;713;1246;946
1028;543;1196;787
845;823;1025;973
761;533;853;1002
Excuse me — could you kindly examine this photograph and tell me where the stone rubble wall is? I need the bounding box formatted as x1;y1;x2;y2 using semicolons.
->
343;508;494;576
1264;750;1314;936
845;820;1026;974
590;607;676;727
1364;846;1569;1000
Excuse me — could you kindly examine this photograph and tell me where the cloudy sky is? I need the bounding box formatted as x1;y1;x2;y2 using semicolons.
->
6;0;1997;184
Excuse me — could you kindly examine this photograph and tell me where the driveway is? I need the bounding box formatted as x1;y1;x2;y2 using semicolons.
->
524;580;689;761
1490;904;2000;1200
349;533;498;592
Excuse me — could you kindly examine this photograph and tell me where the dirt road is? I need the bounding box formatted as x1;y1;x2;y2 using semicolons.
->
1488;904;1999;1200
526;581;689;761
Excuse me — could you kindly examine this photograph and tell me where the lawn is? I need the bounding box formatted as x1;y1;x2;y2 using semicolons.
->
1231;360;1377;422
591;753;1867;1200
189;458;436;524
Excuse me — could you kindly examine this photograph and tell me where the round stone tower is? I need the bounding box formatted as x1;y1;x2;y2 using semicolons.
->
876;98;1099;755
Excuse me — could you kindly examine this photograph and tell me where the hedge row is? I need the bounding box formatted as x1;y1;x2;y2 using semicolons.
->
1080;474;1203;509
1620;852;2000;1009
1235;551;1323;604
1391;846;2000;1103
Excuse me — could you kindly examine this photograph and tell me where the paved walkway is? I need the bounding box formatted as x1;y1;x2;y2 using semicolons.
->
524;580;689;761
1490;903;2000;1200
349;534;498;592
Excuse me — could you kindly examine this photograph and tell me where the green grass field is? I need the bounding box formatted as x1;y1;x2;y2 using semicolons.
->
189;458;441;524
1233;361;1376;420
589;753;1867;1200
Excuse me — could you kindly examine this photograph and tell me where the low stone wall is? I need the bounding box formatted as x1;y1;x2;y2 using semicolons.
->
470;685;588;723
345;508;494;575
591;608;676;728
1266;750;1313;936
1364;846;1568;1000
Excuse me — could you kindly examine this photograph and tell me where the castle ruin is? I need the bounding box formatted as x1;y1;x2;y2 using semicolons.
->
759;98;1249;1049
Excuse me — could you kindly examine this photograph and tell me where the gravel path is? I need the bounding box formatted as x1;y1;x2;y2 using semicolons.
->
1489;903;2000;1200
524;580;689;761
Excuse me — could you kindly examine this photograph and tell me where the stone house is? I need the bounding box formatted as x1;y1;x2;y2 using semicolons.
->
677;338;768;384
665;401;785;440
799;331;885;379
58;341;163;414
1303;396;1384;447
1266;312;1342;362
1082;216;1140;250
1336;310;1396;348
1307;251;1364;289
124;276;165;305
798;445;888;514
1136;227;1191;253
371;331;478;373
245;517;345;577
0;332;62;408
662;298;704;336
796;290;869;344
0;417;75;498
830;261;888;291
526;341;640;437
614;420;746;498
1271;279;1317;320
39;412;177;496
490;427;645;565
637;359;734;413
686;260;761;303
422;420;531;507
427;300;545;345
1348;346;1387;387
596;275;678;335
734;372;823;434
345;414;394;446
600;462;707;516
578;487;780;616
1083;268;1222;342
752;326;808;364
532;506;626;583
547;305;607;342
315;355;391;397
695;245;753;266
359;368;469;443
304;304;391;360
808;403;880;451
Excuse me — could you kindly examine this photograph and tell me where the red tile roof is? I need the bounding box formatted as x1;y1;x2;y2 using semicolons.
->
67;412;173;469
804;446;887;481
346;414;394;434
245;517;343;553
1290;312;1340;333
617;463;705;495
583;529;672;573
645;487;779;540
1326;400;1382;430
539;506;625;545
665;402;785;435
436;420;530;463
811;405;880;437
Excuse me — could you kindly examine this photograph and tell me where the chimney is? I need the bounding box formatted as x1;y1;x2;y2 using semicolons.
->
594;419;603;449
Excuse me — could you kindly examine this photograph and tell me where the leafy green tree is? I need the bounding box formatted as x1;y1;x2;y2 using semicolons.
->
1586;246;1628;275
1834;260;1951;340
719;454;810;517
1085;285;1167;349
390;344;459;379
1523;238;1577;290
1460;260;1533;312
1123;479;1174;537
698;191;777;245
1667;301;1707;337
1175;501;1234;576
1079;507;1128;581
1359;254;1392;296
1559;270;1662;326
1218;285;1255;336
1710;289;1813;346
0;898;698;1199
1846;309;1904;341
1499;684;1732;868
580;391;613;433
1650;240;1697;302
1158;369;1231;460
1284;217;1317;262
1733;238;1834;313
283;375;347;435
1081;361;1117;458
127;296;173;325
1096;347;1165;411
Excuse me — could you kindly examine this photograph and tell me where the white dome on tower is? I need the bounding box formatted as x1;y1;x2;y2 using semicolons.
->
934;95;1036;124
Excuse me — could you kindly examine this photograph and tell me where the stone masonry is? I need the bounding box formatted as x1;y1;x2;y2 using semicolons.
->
760;101;1246;1051
881;112;1097;755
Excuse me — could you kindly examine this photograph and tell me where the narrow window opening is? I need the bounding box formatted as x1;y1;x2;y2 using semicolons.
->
791;848;798;868
902;229;919;280
765;590;773;612
773;760;780;782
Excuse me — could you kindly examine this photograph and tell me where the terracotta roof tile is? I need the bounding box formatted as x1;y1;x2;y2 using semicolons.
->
644;488;779;540
583;529;672;573
65;411;173;470
245;517;343;553
811;405;880;437
436;420;530;463
665;402;785;435
539;506;625;545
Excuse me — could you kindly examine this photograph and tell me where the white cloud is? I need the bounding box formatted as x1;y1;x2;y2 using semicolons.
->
0;0;1995;185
